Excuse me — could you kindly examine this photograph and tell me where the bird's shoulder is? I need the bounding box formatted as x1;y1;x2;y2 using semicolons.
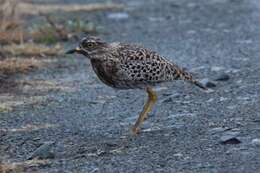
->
113;43;166;63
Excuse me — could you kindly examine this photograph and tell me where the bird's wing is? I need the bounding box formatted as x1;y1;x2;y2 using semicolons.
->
108;43;206;89
113;44;171;83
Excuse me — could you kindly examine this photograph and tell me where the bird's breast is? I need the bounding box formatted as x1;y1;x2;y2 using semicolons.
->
90;59;119;88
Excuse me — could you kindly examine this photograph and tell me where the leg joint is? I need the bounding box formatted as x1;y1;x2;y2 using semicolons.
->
147;88;157;102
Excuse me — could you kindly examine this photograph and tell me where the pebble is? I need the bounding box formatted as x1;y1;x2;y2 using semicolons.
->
219;97;228;101
251;138;260;146
27;141;55;160
107;12;129;20
220;136;241;144
220;132;241;144
199;78;216;88
211;66;225;72
209;127;228;134
225;147;244;154
173;153;183;157
206;98;214;102
148;17;165;22
161;93;181;103
227;105;237;109
214;73;230;81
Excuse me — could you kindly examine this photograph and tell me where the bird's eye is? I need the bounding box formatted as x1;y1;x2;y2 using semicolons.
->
87;42;95;48
82;42;95;48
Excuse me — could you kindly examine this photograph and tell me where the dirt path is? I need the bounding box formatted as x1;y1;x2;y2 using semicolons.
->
1;0;260;172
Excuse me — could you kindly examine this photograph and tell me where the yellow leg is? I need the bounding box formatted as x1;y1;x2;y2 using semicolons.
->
132;87;157;134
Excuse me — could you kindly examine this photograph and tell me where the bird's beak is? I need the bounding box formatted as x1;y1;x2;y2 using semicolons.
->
65;47;82;54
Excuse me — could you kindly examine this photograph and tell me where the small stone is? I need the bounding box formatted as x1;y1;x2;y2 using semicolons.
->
206;98;214;102
220;132;241;144
220;137;241;144
214;73;230;81
148;17;165;22
219;97;228;101
251;138;260;146
107;12;129;20
225;147;242;154
199;78;216;88
173;153;183;157
186;30;196;35
27;141;55;160
211;66;225;72
209;127;228;134
161;93;181;103
96;149;107;156
227;105;236;109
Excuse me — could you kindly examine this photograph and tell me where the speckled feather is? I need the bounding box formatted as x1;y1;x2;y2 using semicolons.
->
91;42;204;89
75;37;206;90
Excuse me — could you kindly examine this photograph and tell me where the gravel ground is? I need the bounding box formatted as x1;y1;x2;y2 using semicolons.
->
1;0;260;172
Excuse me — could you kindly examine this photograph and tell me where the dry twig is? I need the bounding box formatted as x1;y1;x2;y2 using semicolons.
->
1;43;64;57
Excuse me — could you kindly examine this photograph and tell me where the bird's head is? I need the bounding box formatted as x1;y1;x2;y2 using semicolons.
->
66;36;108;58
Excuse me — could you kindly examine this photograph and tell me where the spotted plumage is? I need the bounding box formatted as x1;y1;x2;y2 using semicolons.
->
66;36;206;134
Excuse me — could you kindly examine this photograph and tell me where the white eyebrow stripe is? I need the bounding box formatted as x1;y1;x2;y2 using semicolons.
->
81;37;88;42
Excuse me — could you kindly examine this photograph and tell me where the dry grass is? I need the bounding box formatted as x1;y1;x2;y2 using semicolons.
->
0;104;12;112
0;1;112;44
0;31;25;44
0;0;25;45
17;2;124;15
1;43;64;57
0;162;24;173
0;160;49;173
0;1;123;44
0;1;122;79
0;0;20;31
0;28;70;45
0;58;42;76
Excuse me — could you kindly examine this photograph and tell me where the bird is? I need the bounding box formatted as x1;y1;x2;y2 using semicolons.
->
66;36;207;135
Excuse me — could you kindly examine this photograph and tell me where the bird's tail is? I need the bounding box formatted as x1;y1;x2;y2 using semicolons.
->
179;69;207;90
